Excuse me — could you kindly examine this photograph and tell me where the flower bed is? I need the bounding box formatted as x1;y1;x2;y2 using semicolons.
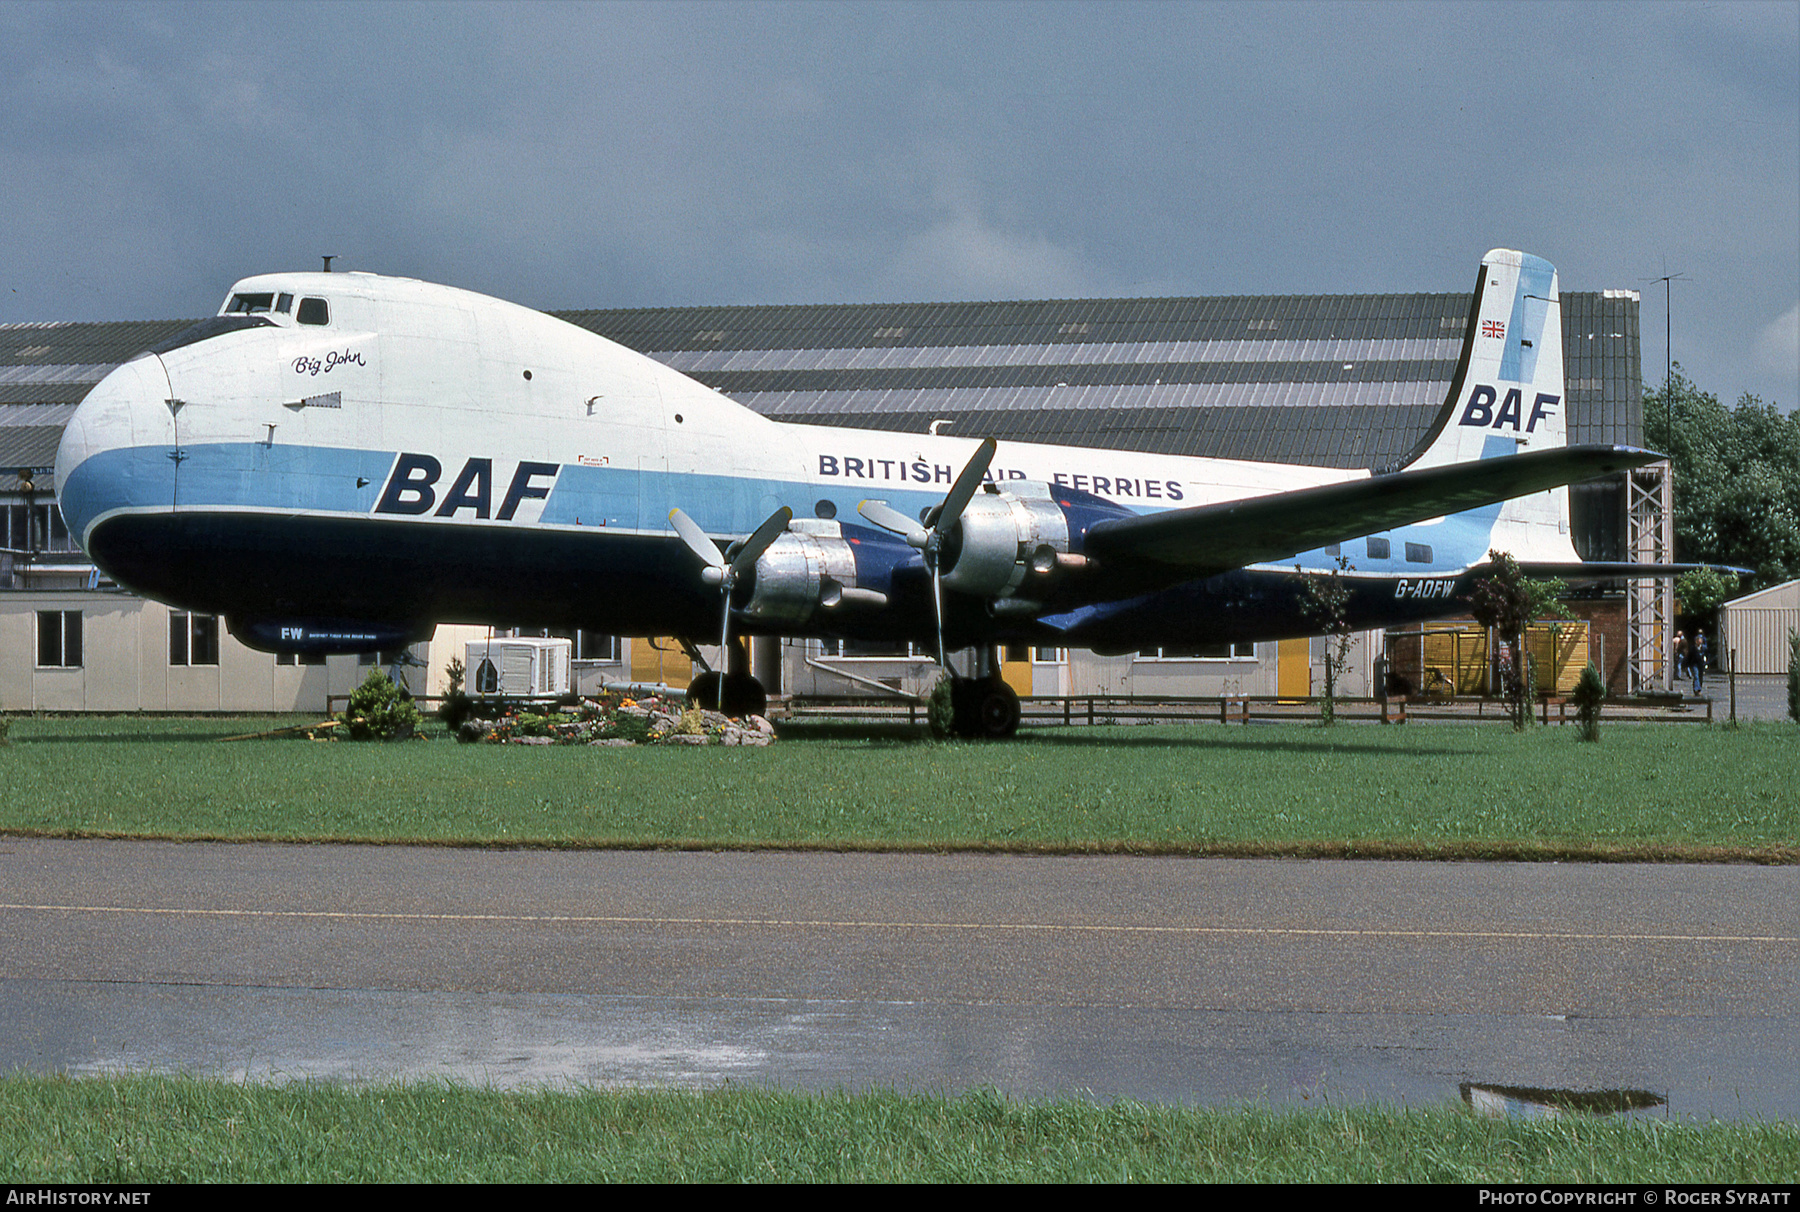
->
455;694;775;747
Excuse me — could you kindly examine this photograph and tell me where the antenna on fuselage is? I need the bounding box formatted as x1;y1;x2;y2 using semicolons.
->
321;255;336;273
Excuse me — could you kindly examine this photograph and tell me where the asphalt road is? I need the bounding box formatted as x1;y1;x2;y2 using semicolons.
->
1;838;1794;1117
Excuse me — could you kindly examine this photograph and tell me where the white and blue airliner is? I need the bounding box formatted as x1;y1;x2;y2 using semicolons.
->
55;249;1664;734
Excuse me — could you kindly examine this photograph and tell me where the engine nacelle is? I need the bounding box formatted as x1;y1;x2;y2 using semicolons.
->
939;481;1072;600
738;519;904;627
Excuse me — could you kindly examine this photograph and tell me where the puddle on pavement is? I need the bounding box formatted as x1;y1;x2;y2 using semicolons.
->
1461;1082;1665;1118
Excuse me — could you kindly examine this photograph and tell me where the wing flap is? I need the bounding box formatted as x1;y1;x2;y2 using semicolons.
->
1082;445;1662;577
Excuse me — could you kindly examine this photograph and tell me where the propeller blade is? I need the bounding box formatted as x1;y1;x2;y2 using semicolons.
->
932;562;947;671
669;508;726;574
936;438;997;536
730;505;794;576
857;499;928;547
716;592;733;710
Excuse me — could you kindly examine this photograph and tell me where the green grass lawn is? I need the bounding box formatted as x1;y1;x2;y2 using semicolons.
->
3;1076;1794;1183
2;714;1794;860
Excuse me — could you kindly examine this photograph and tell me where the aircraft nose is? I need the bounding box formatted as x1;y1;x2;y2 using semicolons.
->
55;352;175;547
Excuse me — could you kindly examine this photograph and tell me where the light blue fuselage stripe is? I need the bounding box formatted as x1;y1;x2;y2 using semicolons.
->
62;441;1502;577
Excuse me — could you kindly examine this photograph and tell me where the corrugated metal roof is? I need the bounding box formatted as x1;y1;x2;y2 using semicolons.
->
0;425;63;470
0;291;1640;478
551;289;1636;468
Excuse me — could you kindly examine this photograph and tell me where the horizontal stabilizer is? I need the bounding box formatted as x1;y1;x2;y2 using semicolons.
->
1083;445;1662;578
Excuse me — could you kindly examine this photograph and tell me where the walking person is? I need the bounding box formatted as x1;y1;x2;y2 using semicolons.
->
1673;631;1690;694
1693;631;1708;696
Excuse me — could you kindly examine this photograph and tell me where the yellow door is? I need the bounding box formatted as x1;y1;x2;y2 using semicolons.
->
1001;644;1033;697
1278;637;1311;699
630;638;691;689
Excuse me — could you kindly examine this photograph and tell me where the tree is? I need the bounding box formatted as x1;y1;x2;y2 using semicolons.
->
1645;367;1800;591
1465;550;1567;731
1297;555;1356;726
1789;632;1799;725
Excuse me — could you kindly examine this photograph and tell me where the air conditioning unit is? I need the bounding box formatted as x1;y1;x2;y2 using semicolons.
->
465;638;572;698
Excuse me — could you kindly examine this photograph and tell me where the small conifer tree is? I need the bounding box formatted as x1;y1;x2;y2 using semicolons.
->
1571;661;1606;742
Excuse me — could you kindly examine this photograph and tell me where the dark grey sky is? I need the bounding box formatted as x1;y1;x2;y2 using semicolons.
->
3;0;1795;411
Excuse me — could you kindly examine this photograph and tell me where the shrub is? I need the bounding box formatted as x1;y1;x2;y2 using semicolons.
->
1571;661;1606;742
338;670;422;741
926;675;956;740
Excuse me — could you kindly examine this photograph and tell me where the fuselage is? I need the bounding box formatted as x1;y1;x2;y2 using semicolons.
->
54;270;1577;654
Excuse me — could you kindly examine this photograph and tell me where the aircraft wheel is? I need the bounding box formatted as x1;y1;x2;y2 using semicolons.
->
949;679;984;738
976;683;1021;739
720;673;767;719
949;679;1020;739
686;671;723;712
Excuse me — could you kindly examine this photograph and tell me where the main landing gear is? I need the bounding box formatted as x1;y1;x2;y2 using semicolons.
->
686;670;767;719
943;675;1022;740
935;645;1021;739
683;634;768;719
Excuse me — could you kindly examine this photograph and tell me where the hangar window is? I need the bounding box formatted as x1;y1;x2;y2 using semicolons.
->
277;650;326;666
169;612;219;666
297;298;330;326
37;610;82;668
4;504;77;554
1365;537;1391;560
818;638;924;659
225;293;276;314
474;658;499;694
537;628;619;662
1138;643;1253;660
1405;542;1433;564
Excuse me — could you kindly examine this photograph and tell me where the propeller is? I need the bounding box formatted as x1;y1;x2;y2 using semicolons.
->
858;437;996;671
670;504;793;709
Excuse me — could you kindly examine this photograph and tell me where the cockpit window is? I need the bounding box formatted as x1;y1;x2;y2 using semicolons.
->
225;293;276;314
276;293;294;314
296;297;330;326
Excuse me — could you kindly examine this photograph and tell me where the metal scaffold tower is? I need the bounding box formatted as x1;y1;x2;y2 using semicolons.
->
1627;461;1674;692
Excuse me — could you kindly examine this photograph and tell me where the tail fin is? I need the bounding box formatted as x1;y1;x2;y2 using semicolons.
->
1397;249;1580;563
1397;249;1566;472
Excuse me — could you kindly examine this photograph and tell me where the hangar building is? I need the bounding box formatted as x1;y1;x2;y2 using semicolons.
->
1;277;1663;713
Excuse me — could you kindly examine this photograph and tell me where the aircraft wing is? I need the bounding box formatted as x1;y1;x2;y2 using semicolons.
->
1512;561;1754;580
1081;444;1662;579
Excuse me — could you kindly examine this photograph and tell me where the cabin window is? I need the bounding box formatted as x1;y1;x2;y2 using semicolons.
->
225;293;276;314
37;610;82;668
1365;537;1391;560
297;297;330;326
1405;542;1433;564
